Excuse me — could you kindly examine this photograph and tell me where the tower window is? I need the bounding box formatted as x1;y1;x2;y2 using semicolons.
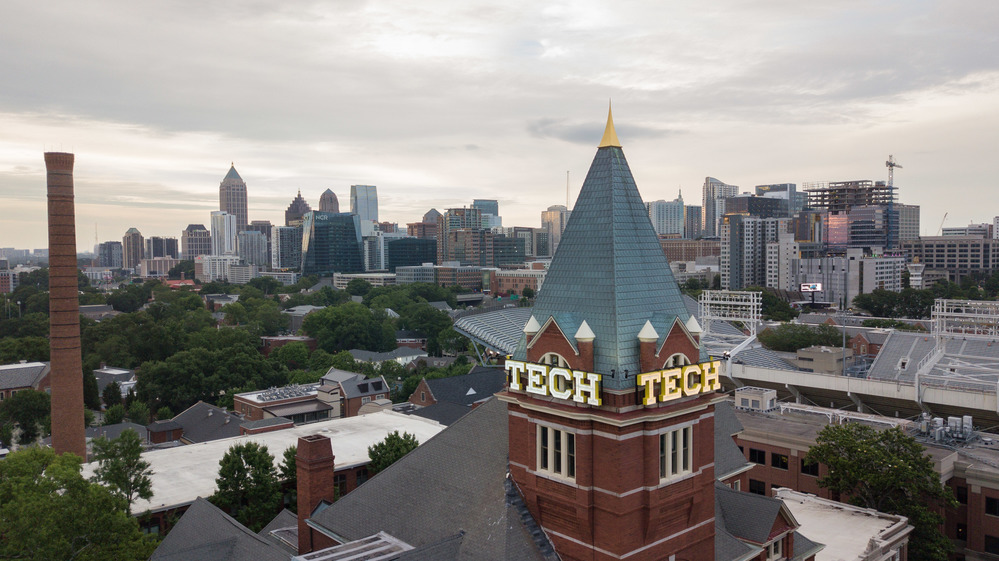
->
663;353;692;369
541;352;569;369
659;426;693;480
537;425;575;480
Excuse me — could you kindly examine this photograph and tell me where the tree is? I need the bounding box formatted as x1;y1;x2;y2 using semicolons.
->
805;424;956;561
103;404;126;426
156;406;173;420
167;260;195;280
102;380;122;407
83;370;101;410
91;428;153;512
0;389;50;445
346;278;373;296
367;431;420;474
209;442;282;532
0;447;157;561
127;401;150;425
521;286;536;299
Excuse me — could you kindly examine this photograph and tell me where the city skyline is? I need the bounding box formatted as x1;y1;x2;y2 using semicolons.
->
2;1;997;249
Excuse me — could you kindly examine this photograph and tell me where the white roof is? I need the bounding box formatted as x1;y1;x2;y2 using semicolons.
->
773;488;909;560
81;410;445;515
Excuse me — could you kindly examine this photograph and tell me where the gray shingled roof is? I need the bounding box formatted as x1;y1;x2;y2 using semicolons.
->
321;370;389;399
241;417;294;431
150;497;288;561
714;402;752;480
715;482;784;544
715;520;760;561
512;145;690;390
423;366;504;407
309;398;551;560
0;362;48;391
408;402;472;427
173;401;242;443
86;422;148;443
257;508;298;555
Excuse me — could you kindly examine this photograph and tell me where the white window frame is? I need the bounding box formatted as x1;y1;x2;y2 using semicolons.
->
659;425;693;480
361;396;370;404
767;537;783;561
663;353;691;369
536;424;575;480
541;352;569;369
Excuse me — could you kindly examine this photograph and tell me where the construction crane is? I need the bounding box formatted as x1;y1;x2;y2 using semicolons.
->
886;155;902;187
885;155;902;249
937;212;948;236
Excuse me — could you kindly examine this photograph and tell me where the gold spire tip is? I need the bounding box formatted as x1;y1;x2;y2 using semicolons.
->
598;101;621;148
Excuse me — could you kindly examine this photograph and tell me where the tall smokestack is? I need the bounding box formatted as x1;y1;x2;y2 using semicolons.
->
45;152;86;458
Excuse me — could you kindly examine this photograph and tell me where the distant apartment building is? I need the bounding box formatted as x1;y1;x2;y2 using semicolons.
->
97;241;123;269
943;223;994;238
144;236;178;259
901;235;999;283
210;211;237;256
701;177;738;238
228;264;259;285
246;220;273;260
659;238;721;262
494;268;547;295
181;224;212;260
194;254;241;283
472;199;500;229
646;193;685;237
386;238;436;272
684;204;702;239
396;262;483;291
720;215;790;290
237;230;269;267
139;257;181;278
795;248;905;308
723;194;787;219
271;225;303;270
122;227;143;270
897;203;920;241
0;269;16;294
755;183;805;216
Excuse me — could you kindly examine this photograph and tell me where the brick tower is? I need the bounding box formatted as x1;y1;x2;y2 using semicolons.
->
500;109;721;561
45;152;87;458
297;434;338;554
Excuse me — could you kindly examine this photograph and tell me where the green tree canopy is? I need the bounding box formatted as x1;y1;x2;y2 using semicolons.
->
302;302;396;354
757;323;842;352
103;404;126;426
367;431;420;474
91;428;153;512
805;423;956;561
0;389;51;445
346;278;373;296
167;260;196;280
209;442;282;532
103;380;122;408
0;447;157;561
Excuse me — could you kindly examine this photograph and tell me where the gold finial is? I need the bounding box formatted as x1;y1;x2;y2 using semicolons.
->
598;101;621;148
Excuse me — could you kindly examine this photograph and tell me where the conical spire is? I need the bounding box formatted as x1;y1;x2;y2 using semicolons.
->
597;102;621;148
515;107;690;389
224;164;242;182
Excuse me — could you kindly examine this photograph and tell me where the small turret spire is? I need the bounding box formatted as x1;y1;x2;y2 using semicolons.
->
598;101;621;148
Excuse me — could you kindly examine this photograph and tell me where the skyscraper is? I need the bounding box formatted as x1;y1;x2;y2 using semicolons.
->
285;191;312;226
181;224;212;260
701;177;738;238
237;230;270;267
219;164;248;233
272;225;303;270
301;211;364;276
319;189;340;213
144;236;178;259
472;199;501;228
541;204;571;254
350;185;378;222
437;207;483;264
646;191;685;237
122;227;144;270
210;211;237;256
97;241;123;269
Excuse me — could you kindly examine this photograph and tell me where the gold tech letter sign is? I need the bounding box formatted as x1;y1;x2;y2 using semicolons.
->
636;361;722;406
505;360;602;406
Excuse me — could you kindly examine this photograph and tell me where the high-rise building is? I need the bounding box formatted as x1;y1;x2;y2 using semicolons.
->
194;254;241;283
386;238;436;272
210;211;237;255
271;225;303;270
897;203;920;241
684;204;702;239
219;164;248;233
350;185;378;222
755;183;804;216
144;236;178;259
45;152;86;458
237;230;270;267
701;177;738;238
723;194;787;219
472;199;501;228
319;189;339;213
720;215;790;290
247;220;273;262
301;211;364;276
541;204;571;254
437;207;483;265
97;241;123;269
796;248;905;308
122;227;144;270
646;192;685;237
846;205;898;249
408;210;440;240
285;191;312;226
181;224;212;260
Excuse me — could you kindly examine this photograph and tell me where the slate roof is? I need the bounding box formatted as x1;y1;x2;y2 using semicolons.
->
428;301;453;312
309;398;553;560
93;366;134;393
408;402;472;426
0;362;48;391
150;497;288;561
714;481;789;545
423;366;505;407
173;401;243;443
514;141;690;389
714;402;753;480
320;369;389;399
258;508;298;554
241;417;294;431
86;422;148;443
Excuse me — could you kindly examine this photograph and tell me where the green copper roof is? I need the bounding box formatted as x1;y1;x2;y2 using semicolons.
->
223;165;242;182
514;143;690;390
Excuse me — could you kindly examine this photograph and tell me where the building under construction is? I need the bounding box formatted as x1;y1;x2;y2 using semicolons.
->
802;180;896;212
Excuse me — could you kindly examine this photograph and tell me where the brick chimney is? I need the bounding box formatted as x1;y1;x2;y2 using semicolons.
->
45;152;86;458
297;434;336;554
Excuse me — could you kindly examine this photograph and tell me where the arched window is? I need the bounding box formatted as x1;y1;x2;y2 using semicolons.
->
541;352;570;369
663;353;692;369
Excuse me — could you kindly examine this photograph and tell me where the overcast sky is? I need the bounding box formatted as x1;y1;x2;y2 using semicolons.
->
2;1;997;251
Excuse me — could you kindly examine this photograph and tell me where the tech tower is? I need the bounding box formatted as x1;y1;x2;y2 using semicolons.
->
45;152;87;458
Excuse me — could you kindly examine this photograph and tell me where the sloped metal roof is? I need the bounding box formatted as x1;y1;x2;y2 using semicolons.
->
513;145;689;389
